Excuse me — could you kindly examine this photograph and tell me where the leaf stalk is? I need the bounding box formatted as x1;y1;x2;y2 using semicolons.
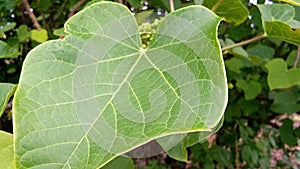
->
221;34;267;51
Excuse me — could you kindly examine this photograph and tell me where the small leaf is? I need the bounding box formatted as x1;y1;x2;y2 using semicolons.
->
31;29;48;43
53;28;69;37
203;0;249;26
0;83;16;117
17;25;31;42
265;58;300;90
286;50;300;67
278;0;300;6
271;89;300;114
0;40;20;58
0;22;16;34
225;57;245;73
247;44;275;60
279;119;297;146
257;4;300;46
236;79;262;100
0;130;14;169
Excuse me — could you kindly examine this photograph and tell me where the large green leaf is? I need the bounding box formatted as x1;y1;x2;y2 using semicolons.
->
257;4;300;46
0;83;16;117
0;130;14;169
14;2;227;168
265;58;300;90
203;0;249;26
0;40;20;58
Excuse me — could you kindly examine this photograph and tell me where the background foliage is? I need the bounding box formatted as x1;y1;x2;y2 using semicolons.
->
0;0;299;168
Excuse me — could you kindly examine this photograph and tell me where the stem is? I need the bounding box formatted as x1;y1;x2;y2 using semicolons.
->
68;0;87;18
169;0;174;12
293;46;300;68
211;0;224;12
22;0;41;31
54;0;68;21
221;34;267;51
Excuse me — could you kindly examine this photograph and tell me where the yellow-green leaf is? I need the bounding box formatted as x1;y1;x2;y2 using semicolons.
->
257;4;300;45
0;83;16;118
203;0;249;26
0;131;14;169
0;40;20;58
265;58;300;90
31;29;48;43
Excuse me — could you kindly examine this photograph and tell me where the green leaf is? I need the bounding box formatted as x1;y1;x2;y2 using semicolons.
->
102;156;134;169
279;119;297;146
225;57;245;73
0;130;14;169
271;89;300;114
257;4;300;46
203;0;249;26
286;50;300;68
14;2;227;168
241;145;258;165
278;0;300;6
53;28;69;37
126;0;141;8
194;0;204;5
0;40;20;58
17;25;31;42
265;58;300;90
165;117;224;162
0;83;16;118
31;29;48;43
0;22;16;34
236;79;262;100
247;44;275;60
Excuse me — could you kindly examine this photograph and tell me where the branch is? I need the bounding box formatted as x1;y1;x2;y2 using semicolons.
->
169;0;174;12
222;34;267;51
293;46;300;68
22;0;41;31
211;0;224;12
68;0;87;18
54;0;69;21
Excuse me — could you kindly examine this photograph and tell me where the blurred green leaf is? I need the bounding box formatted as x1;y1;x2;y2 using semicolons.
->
135;10;155;26
0;130;14;169
265;58;300;90
53;27;68;37
203;0;249;26
247;44;275;60
0;40;20;58
17;25;31;42
0;22;16;34
242;145;258;165
225;58;245;73
286;50;300;68
102;156;134;169
271;89;300;114
126;0;141;8
236;79;262;100
257;4;300;46
279;119;297;146
0;83;16;118
31;29;48;43
194;0;204;4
